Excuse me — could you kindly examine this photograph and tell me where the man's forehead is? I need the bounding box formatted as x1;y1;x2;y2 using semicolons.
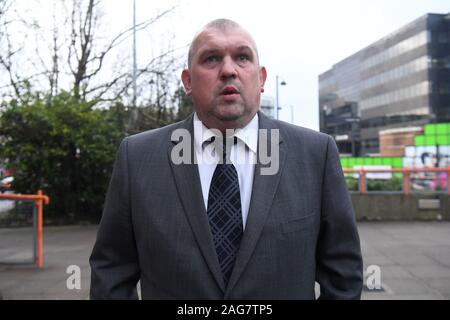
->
193;27;258;55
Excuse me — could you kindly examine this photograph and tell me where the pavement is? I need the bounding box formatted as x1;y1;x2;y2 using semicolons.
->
359;221;450;300
0;222;449;300
0;225;95;299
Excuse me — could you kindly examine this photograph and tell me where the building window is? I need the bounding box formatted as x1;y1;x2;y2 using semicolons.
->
430;55;450;69
361;31;429;70
360;81;429;110
438;32;450;44
361;56;428;91
362;138;379;150
431;82;450;94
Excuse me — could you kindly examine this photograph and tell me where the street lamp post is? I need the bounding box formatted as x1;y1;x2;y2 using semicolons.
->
290;105;294;124
132;0;137;107
275;75;286;120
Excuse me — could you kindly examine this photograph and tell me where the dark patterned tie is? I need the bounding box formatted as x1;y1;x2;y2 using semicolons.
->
206;138;243;287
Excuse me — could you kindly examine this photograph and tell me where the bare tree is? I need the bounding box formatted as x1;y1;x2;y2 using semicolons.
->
49;0;61;96
0;0;24;99
0;0;9;21
65;0;179;105
0;0;59;99
1;0;182;112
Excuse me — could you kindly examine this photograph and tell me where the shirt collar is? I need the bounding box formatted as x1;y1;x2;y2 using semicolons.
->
193;112;259;154
234;114;258;154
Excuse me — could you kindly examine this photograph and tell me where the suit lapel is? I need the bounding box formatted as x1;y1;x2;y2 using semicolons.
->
225;112;286;297
167;115;226;292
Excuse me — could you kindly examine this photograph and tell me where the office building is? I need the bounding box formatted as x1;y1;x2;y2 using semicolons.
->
319;13;450;156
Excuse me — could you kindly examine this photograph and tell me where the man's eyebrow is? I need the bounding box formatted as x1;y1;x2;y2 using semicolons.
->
198;49;222;58
235;45;256;59
236;45;254;52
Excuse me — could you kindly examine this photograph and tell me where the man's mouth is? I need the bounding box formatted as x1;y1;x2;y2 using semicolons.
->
220;86;240;96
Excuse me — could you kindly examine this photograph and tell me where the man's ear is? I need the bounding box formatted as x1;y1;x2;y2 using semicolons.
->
181;69;192;96
259;66;267;92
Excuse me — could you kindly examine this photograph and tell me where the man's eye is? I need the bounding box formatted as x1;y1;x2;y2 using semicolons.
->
204;56;220;63
238;54;249;61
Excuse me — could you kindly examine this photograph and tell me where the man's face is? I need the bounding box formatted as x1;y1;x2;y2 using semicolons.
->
182;27;267;131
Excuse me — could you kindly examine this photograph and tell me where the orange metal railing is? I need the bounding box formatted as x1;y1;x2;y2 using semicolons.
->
0;190;50;269
343;167;450;195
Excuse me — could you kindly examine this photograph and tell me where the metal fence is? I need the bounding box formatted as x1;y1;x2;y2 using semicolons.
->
0;191;49;268
343;167;450;195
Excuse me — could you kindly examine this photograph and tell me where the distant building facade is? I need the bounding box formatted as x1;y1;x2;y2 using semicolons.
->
260;94;275;118
319;13;450;156
379;127;423;157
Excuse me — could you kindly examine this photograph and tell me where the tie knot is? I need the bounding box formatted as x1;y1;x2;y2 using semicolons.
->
221;137;236;164
206;136;237;164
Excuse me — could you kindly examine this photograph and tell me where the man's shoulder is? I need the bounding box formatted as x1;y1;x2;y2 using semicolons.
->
270;119;337;167
124;117;190;149
272;119;331;147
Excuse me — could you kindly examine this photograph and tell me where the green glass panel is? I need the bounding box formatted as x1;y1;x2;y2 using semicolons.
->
443;123;449;133
426;136;436;145
348;158;356;168
393;158;403;168
437;135;448;146
385;158;392;166
437;124;447;134
415;135;425;146
391;157;397;166
424;124;436;135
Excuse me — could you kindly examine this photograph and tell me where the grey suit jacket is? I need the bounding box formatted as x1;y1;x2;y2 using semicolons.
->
89;112;363;299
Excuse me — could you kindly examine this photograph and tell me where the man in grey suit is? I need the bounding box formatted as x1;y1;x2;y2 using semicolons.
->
89;19;363;300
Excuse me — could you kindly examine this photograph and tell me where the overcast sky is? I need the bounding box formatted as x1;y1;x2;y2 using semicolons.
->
34;0;450;130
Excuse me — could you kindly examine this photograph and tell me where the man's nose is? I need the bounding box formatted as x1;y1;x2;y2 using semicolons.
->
219;56;237;80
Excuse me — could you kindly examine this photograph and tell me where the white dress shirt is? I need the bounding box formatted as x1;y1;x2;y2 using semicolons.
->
193;112;258;230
